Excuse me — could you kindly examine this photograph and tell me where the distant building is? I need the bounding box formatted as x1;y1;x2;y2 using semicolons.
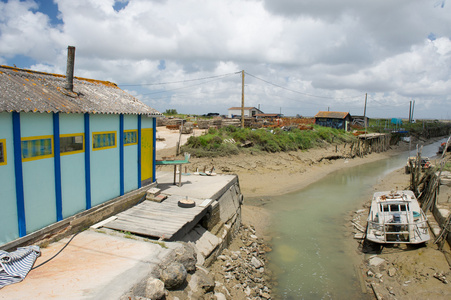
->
255;113;283;121
352;115;370;127
0;61;161;246
314;111;352;131
228;107;263;118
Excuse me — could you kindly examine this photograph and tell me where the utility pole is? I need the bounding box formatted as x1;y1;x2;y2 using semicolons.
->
409;101;412;123
241;70;245;128
364;93;367;133
411;100;415;123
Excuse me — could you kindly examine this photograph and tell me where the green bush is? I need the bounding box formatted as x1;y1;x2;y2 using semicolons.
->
182;125;356;157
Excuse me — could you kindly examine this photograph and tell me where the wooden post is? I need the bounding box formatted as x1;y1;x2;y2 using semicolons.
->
241;70;245;128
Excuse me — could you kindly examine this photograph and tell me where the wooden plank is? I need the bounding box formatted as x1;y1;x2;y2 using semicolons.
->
124;205;204;216
115;215;186;228
118;209;197;221
109;218;181;232
117;211;203;224
106;221;171;239
102;193;211;240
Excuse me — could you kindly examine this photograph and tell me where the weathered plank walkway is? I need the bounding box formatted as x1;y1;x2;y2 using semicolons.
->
103;194;211;241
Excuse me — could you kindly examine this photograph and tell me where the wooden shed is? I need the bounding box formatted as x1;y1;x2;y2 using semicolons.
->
314;111;352;131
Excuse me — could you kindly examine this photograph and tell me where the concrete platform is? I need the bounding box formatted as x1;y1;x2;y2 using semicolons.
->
156;171;239;200
0;230;180;300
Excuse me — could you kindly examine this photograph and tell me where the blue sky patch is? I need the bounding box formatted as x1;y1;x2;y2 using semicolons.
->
6;54;37;69
113;0;129;12
158;60;166;70
34;0;63;25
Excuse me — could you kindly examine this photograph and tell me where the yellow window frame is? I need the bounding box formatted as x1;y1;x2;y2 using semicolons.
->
92;131;117;151
60;133;85;156
124;130;138;146
0;139;6;166
21;135;54;162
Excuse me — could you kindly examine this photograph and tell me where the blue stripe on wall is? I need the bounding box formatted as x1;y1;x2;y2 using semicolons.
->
137;115;141;188
84;113;91;209
119;114;124;195
53;113;63;221
12;112;26;236
152;117;156;182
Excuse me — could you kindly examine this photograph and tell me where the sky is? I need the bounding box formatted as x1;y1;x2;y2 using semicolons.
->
0;0;450;119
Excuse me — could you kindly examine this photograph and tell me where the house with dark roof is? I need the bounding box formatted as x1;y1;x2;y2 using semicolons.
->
314;111;352;131
227;107;263;118
0;51;161;246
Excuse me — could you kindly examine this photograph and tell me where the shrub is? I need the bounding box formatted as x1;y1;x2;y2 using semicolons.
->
182;124;356;157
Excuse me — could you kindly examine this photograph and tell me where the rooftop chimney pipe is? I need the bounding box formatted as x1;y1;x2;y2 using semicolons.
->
65;46;75;92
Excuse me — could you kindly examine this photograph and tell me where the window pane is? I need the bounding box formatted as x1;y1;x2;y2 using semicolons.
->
21;138;53;159
0;142;4;163
124;131;137;144
60;135;84;153
93;132;116;149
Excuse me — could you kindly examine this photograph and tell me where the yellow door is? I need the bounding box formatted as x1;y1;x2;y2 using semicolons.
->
141;128;153;182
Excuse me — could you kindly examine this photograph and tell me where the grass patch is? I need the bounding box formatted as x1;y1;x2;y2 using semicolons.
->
181;125;357;157
150;240;168;249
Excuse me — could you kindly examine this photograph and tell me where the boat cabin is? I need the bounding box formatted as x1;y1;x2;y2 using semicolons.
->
366;191;429;244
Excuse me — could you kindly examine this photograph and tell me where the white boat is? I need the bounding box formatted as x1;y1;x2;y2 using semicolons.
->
366;190;430;244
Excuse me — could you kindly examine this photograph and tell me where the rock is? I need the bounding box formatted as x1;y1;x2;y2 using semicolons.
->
215;284;231;299
367;270;374;277
250;234;258;239
388;267;397;277
214;292;227;300
251;256;264;269
188;269;215;294
369;256;385;267
245;286;252;296
262;246;272;252
433;273;449;284
160;262;187;290
145;277;166;300
175;242;197;273
218;255;228;261
260;292;271;299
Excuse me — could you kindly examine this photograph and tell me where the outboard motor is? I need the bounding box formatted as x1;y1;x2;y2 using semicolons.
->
393;213;401;241
393;213;401;224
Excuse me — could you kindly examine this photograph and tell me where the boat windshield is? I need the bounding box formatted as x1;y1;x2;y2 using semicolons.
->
380;203;408;212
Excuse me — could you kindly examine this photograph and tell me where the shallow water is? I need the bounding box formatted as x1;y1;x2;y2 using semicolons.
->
266;139;445;299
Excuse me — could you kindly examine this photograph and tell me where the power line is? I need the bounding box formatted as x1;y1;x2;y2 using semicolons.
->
139;73;239;96
118;71;241;86
244;72;364;100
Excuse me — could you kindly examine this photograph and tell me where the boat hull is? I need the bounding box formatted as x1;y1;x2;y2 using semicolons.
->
366;190;430;244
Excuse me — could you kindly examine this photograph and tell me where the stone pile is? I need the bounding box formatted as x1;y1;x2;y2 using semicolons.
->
208;224;273;300
122;224;272;300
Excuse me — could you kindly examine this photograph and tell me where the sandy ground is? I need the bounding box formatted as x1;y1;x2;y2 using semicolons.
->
155;127;451;299
347;168;451;299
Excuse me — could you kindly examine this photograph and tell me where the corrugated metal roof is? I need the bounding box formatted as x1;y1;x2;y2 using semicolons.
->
314;111;350;119
0;65;162;116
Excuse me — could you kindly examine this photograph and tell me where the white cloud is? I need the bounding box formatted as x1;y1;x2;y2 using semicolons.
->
0;0;450;118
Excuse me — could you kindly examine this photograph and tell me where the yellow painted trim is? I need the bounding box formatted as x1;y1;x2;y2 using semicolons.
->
60;133;85;156
0;139;7;166
92;131;117;151
21;135;54;162
124;129;138;146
